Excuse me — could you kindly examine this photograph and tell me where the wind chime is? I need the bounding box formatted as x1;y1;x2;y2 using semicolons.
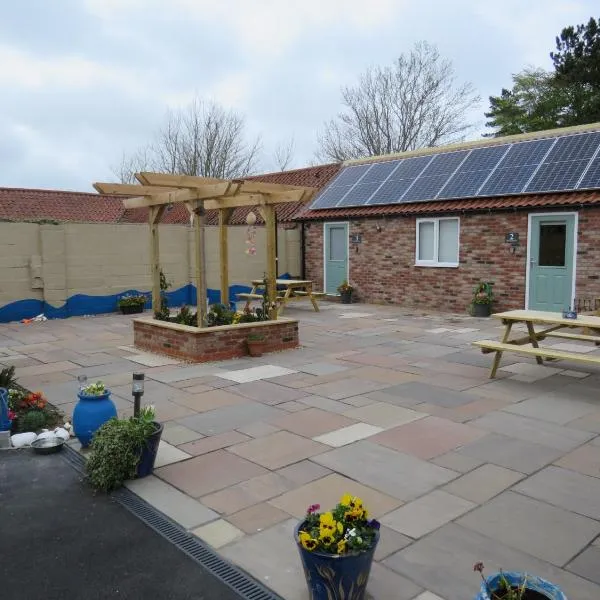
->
245;210;257;255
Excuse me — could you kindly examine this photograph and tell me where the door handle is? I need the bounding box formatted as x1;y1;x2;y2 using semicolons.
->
530;259;537;266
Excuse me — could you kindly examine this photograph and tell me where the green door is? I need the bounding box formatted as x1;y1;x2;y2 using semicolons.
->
528;214;576;312
324;223;348;294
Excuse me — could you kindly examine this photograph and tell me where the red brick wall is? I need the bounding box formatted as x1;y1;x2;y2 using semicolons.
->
133;319;299;362
304;207;600;313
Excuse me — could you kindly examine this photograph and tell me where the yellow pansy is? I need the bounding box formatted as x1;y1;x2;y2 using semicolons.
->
319;531;335;546
298;531;318;551
337;539;347;554
340;494;363;510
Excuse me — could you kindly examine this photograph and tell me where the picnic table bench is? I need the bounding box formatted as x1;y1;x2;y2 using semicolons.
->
473;309;600;378
237;279;323;316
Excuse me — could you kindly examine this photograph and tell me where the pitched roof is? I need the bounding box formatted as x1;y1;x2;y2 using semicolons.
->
297;190;600;220
118;163;341;226
0;187;124;223
0;163;341;225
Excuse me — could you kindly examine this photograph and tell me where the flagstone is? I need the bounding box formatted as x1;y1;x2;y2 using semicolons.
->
343;403;426;429
269;407;357;437
191;519;244;548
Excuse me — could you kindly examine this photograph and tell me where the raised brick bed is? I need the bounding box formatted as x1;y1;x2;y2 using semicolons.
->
133;317;299;362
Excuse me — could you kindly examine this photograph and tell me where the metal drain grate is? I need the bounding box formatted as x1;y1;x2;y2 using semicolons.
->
62;446;283;600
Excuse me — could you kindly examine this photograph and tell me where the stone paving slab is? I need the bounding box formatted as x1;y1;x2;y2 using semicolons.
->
566;546;600;585
125;476;218;529
457;491;600;565
515;466;600;519
383;523;600;600
313;441;458;501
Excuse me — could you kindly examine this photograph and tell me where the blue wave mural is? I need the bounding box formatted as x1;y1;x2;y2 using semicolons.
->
0;283;255;323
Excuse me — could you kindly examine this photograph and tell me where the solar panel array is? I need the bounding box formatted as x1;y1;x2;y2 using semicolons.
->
309;131;600;210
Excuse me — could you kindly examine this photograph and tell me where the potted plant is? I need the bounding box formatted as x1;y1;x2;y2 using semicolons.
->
337;280;354;304
117;293;147;315
474;562;567;600
86;405;163;492
72;381;117;448
247;332;266;357
295;495;380;600
472;281;494;317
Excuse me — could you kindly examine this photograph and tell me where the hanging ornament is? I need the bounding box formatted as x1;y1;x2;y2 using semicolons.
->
245;210;257;255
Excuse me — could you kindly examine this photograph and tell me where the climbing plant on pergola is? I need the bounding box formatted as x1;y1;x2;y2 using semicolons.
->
94;174;316;327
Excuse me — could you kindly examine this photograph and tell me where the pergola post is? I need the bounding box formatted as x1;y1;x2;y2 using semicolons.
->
219;208;232;305
259;204;277;319
148;205;165;316
193;206;207;327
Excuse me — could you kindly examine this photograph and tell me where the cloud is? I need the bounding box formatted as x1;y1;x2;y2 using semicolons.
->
0;0;598;189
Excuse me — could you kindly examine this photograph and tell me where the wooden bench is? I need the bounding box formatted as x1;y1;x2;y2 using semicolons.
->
236;293;264;300
473;339;600;377
290;290;326;298
544;330;600;344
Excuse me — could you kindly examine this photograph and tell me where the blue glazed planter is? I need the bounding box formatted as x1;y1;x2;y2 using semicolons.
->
476;572;567;600
73;390;117;447
294;521;379;600
136;421;164;478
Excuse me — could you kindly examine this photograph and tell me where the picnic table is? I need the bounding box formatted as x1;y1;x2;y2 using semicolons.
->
473;309;600;378
236;279;324;316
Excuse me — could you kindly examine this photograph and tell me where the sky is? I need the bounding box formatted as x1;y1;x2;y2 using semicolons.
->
0;0;597;192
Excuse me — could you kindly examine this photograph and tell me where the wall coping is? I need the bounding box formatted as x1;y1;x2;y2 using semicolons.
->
133;316;298;335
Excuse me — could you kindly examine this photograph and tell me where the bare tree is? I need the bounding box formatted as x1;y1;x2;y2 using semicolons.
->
273;137;295;171
316;42;481;161
115;98;262;182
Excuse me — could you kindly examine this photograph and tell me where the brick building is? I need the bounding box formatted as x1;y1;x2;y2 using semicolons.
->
296;124;600;314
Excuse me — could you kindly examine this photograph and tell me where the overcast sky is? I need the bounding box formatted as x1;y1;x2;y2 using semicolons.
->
1;0;597;191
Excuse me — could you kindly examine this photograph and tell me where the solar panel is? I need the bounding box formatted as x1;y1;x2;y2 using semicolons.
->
479;164;539;196
438;170;493;199
309;184;353;209
307;129;600;211
337;181;383;207
330;164;371;187
578;157;600;189
387;156;432;180
359;161;399;184
367;178;415;205
500;138;555;167
526;159;591;193
401;175;449;202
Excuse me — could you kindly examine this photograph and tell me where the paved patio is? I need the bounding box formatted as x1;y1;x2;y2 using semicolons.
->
3;303;600;600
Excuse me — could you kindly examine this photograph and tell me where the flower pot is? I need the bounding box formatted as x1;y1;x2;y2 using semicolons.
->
120;304;144;315
136;421;163;478
340;290;353;304
247;339;266;357
294;521;379;600
73;390;117;448
476;571;567;600
473;302;491;317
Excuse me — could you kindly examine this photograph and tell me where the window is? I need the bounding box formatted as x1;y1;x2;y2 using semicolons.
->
416;217;459;267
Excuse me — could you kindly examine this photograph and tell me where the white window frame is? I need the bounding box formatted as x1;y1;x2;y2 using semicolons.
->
415;217;460;268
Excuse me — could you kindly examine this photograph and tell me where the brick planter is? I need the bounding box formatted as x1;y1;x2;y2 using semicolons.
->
133;317;299;362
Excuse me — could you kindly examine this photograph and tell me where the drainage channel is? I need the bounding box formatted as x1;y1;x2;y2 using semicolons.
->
62;445;284;600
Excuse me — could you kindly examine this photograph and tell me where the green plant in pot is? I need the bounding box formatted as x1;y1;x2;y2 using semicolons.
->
247;332;266;357
86;405;163;492
117;293;147;315
337;280;354;304
472;281;494;317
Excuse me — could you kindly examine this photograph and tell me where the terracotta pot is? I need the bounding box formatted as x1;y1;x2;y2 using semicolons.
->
247;339;266;357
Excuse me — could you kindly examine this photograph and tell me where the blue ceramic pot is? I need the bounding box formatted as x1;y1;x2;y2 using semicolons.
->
136;421;163;478
294;521;379;600
73;390;117;447
476;572;567;600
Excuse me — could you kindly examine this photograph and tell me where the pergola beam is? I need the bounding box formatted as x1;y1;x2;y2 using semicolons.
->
219;208;233;305
122;184;234;209
93;182;178;196
136;172;227;187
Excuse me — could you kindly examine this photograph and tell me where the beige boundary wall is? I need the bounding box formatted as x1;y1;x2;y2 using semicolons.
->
0;221;302;313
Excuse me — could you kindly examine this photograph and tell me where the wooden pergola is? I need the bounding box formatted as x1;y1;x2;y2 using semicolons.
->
94;173;316;327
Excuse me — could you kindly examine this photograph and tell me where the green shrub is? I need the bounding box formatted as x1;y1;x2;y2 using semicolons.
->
19;409;47;432
0;366;17;389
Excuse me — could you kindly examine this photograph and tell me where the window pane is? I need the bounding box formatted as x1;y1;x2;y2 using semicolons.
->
539;224;566;266
438;219;459;263
329;227;346;261
418;222;435;261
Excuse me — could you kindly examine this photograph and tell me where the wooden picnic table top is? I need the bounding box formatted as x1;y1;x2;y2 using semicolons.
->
251;279;313;286
493;310;600;329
